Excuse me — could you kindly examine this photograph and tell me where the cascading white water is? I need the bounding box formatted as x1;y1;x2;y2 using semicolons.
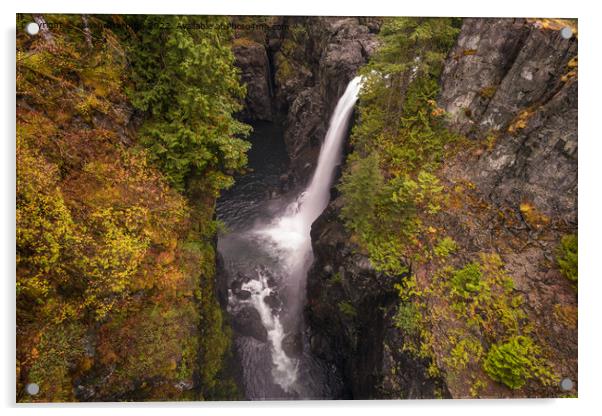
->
248;76;363;391
258;76;363;257
224;77;362;395
298;76;363;227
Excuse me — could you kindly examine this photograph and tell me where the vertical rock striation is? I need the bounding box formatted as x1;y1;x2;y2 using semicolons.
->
439;18;577;223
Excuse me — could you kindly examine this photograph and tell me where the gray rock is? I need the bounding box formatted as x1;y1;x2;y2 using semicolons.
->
275;17;380;184
232;306;268;343
233;40;273;121
305;18;577;399
439;18;578;223
282;332;303;358
263;293;281;311
236;290;252;300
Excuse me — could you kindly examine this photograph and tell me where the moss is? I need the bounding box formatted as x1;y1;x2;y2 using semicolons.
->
519;201;550;229
508;110;534;135
274;52;295;86
479;85;497;99
449;262;483;298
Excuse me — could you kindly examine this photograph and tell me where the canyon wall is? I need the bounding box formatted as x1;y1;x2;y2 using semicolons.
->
232;17;379;186
305;18;577;399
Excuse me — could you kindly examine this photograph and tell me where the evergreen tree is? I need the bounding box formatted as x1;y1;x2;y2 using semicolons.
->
124;15;252;192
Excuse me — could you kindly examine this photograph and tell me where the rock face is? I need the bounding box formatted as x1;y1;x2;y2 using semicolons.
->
231;306;268;343
233;40;274;121
306;18;577;399
306;199;449;399
439;18;578;223
232;17;380;184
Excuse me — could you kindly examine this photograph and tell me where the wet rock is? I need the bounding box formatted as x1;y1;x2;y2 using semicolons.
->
282;332;303;358
279;173;293;192
216;252;229;308
274;17;380;184
230;279;242;293
232;17;380;184
232;40;273;121
263;293;281;311
305;198;408;399
236;290;252;300
232;306;268;343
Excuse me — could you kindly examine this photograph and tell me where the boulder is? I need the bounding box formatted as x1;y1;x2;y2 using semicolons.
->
232;306;268;343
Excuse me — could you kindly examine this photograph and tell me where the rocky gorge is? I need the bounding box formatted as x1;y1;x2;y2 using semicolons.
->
226;17;578;399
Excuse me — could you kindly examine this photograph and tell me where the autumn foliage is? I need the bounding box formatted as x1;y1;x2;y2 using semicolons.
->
17;14;246;401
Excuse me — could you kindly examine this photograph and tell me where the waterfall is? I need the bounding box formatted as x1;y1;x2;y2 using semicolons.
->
251;76;362;392
221;77;362;397
299;76;363;227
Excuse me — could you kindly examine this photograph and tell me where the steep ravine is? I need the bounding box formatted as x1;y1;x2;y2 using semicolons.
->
225;17;577;400
217;17;380;399
306;17;577;399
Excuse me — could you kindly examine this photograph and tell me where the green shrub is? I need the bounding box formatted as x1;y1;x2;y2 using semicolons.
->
27;321;86;401
338;17;461;276
483;335;556;389
339;152;384;237
393;302;421;336
557;234;577;283
450;262;483;298
125;15;251;192
434;236;458;258
329;272;343;285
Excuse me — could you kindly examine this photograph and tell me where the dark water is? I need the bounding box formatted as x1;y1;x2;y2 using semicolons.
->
216;121;344;400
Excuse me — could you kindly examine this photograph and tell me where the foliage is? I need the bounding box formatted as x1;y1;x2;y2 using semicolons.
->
338;301;358;318
339;17;460;275
445;337;483;371
339;152;384;237
483;336;556;389
26;322;86;402
519;201;550;229
337;16;569;397
433;237;457;258
394;253;543;394
124;15;252;192
449;262;483;298
393;302;421;336
557;234;578;284
16;14;242;402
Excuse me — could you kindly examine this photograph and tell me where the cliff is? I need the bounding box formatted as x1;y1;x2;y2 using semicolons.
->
231;16;379;185
306;17;577;399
